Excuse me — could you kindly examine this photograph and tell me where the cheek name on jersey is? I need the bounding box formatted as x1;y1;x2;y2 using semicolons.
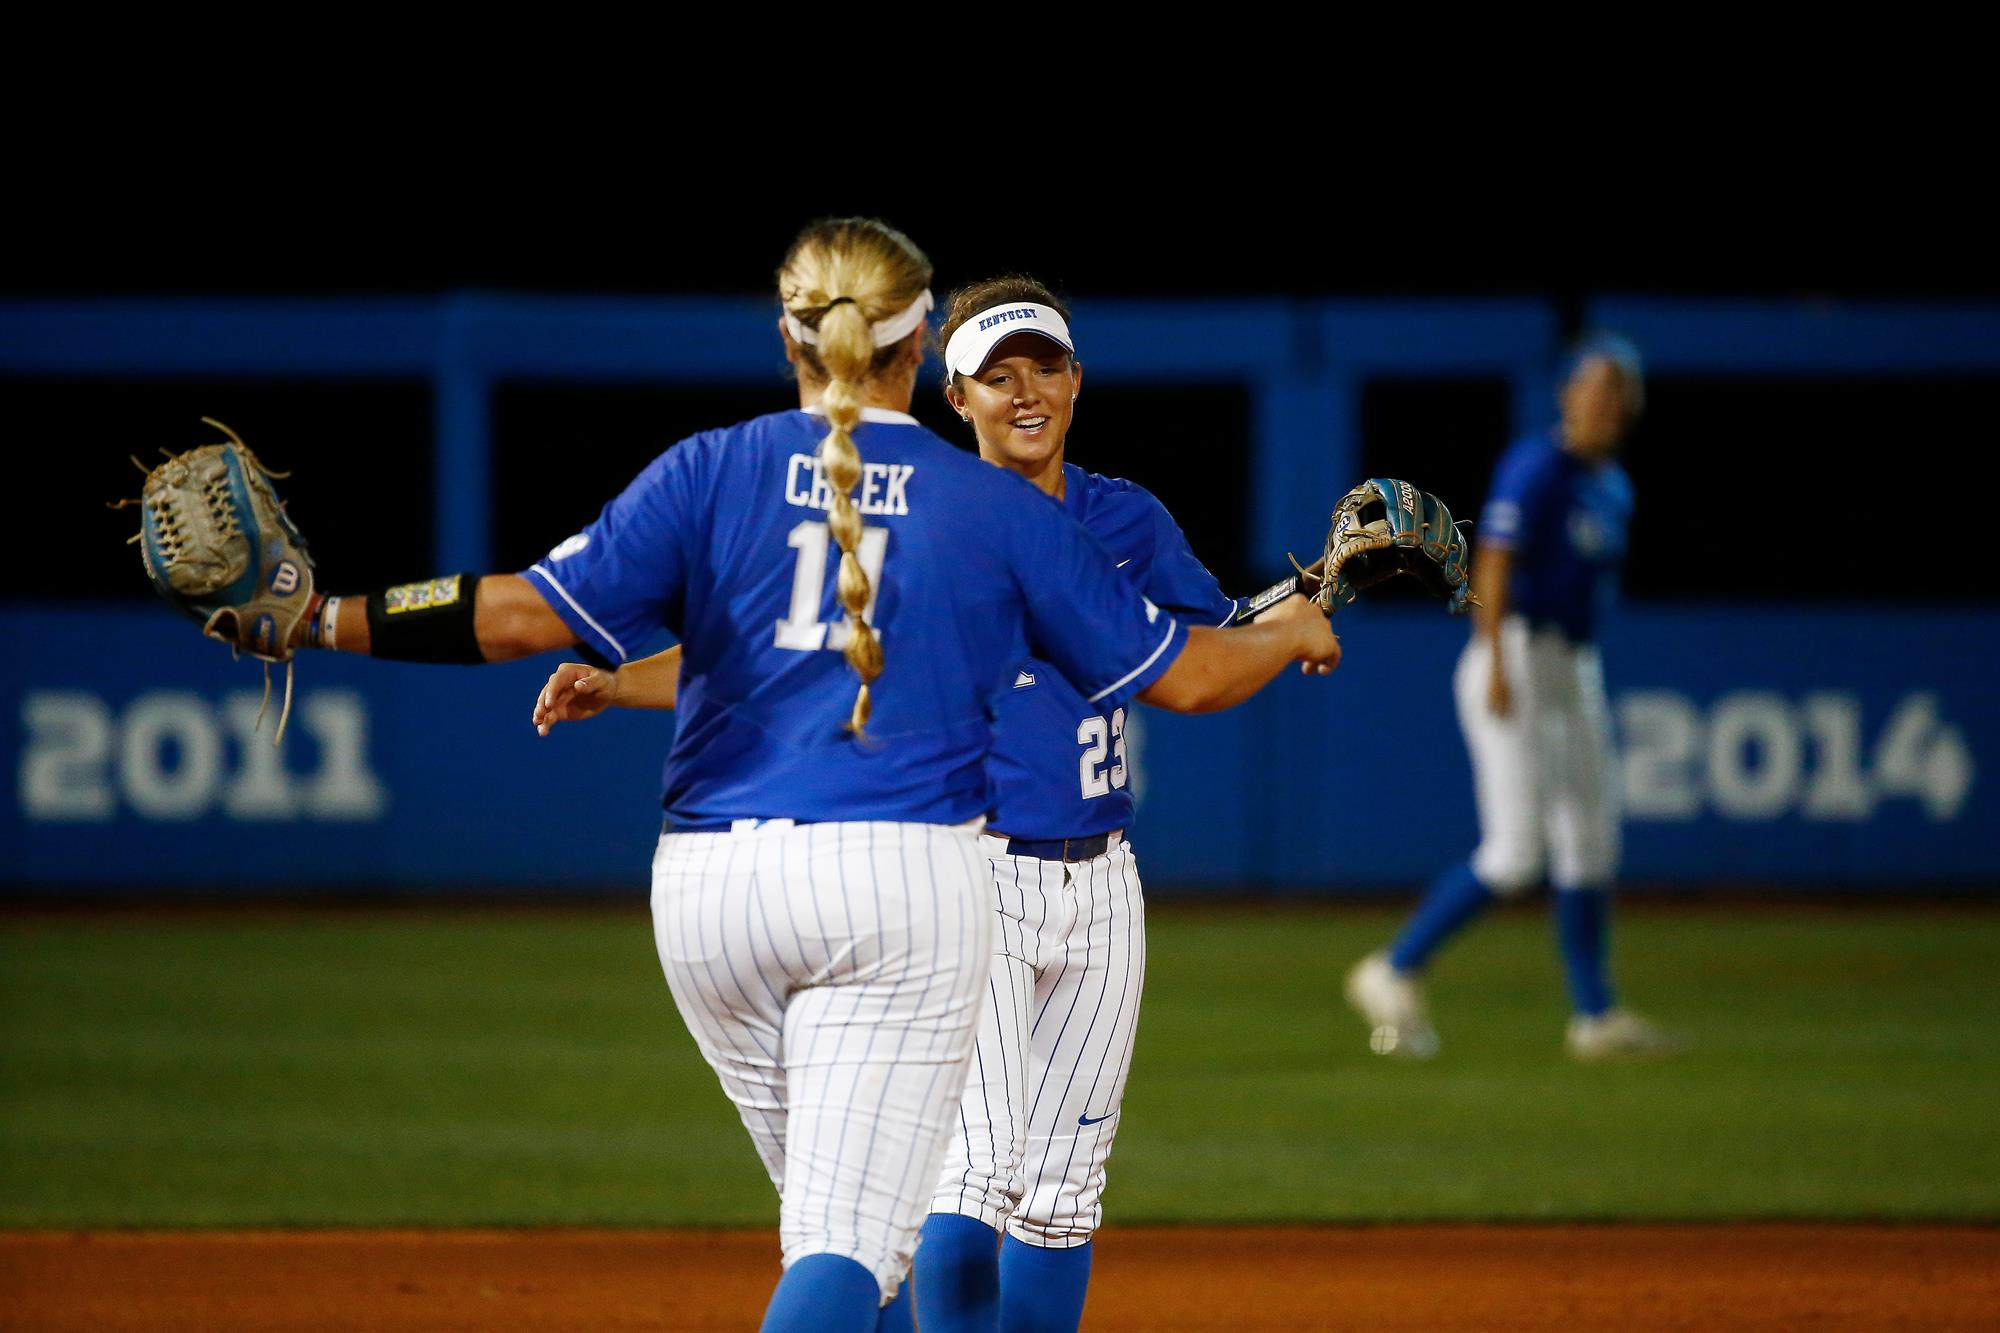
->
785;454;914;516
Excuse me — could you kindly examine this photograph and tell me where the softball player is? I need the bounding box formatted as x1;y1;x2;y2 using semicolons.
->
509;224;1341;1330
914;278;1312;1333
531;275;1338;1332
1345;334;1684;1062
561;277;1330;1332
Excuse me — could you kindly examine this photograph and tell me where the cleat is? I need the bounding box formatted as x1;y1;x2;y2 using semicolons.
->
1565;1009;1689;1062
1344;952;1438;1059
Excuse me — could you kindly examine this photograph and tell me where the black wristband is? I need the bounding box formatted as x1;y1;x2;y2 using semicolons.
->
364;574;486;664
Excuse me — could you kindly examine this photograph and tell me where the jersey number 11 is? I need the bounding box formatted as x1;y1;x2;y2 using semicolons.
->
774;520;889;652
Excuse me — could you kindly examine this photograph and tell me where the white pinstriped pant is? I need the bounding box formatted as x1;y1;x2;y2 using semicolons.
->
930;834;1147;1248
650;819;994;1302
1456;617;1621;895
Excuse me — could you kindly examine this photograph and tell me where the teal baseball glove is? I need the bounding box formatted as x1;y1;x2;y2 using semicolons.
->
1309;478;1474;615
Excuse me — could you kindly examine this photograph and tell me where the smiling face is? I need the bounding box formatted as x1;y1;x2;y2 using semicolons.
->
947;330;1083;476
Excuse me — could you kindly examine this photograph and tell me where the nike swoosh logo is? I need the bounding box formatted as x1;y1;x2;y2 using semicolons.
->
1078;1112;1114;1126
1115;559;1132;568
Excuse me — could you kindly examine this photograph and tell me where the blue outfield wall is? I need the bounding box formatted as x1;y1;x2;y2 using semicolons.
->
3;605;1990;891
5;294;1997;892
3;607;676;891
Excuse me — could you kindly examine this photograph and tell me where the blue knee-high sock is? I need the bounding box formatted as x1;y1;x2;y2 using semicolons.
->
1389;859;1497;972
1554;886;1614;1017
999;1235;1092;1333
761;1253;879;1333
913;1214;1001;1332
876;1277;915;1333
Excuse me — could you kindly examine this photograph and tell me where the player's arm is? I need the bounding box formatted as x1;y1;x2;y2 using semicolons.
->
1474;448;1549;720
1133;484;1323;634
1472;544;1516;716
1138;591;1338;714
298;573;578;663
1018;489;1340;717
301;445;703;666
1226;558;1327;624
532;645;682;735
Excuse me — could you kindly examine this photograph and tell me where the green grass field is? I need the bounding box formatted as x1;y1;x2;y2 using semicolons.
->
2;903;1995;1226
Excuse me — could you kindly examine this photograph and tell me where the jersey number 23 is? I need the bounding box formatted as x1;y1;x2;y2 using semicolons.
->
1079;708;1128;799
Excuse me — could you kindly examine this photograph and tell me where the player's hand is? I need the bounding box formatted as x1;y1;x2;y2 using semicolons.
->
1273;597;1341;676
1486;667;1513;718
534;662;620;735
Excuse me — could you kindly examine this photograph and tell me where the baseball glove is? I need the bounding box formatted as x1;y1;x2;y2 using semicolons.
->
113;418;316;740
1304;478;1474;615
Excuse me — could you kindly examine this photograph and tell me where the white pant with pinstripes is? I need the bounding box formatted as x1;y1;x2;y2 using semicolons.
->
651;818;994;1302
930;833;1147;1248
1457;617;1621;895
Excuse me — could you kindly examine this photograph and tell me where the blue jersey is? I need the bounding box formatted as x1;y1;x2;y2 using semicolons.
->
1478;432;1632;642
987;464;1237;839
523;408;1185;828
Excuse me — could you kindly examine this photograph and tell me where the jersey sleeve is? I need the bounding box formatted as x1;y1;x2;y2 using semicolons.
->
1139;488;1240;626
1478;442;1557;550
1010;490;1186;705
520;442;703;663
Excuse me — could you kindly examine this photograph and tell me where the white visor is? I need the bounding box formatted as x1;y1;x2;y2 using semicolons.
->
784;288;934;349
944;302;1075;377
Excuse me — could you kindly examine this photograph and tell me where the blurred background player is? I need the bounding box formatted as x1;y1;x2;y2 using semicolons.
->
1345;333;1683;1062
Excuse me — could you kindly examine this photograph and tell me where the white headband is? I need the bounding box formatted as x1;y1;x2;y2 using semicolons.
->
784;288;935;350
943;302;1076;377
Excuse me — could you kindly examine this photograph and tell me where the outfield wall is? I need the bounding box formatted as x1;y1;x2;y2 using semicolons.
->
3;604;1989;890
4;295;1994;892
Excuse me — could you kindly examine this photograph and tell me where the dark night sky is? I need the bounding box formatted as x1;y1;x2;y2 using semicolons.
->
8;54;1982;304
9;142;1987;306
12;133;1994;606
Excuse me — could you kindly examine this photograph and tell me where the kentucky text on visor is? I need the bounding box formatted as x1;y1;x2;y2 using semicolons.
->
944;303;1076;377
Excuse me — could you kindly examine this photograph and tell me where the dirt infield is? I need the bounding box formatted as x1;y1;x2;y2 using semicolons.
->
3;1225;1995;1331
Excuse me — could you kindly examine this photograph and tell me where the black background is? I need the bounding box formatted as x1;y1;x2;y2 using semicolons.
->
11;163;1994;604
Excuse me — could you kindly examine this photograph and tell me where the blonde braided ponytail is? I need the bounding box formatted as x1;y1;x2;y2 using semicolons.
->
777;219;932;736
816;300;885;733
